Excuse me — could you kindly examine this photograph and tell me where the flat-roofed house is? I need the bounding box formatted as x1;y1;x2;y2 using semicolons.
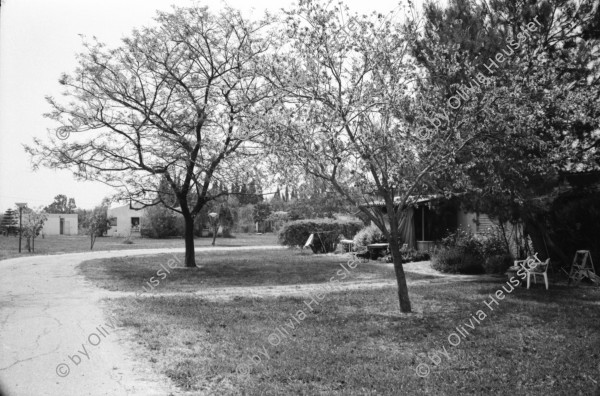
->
43;213;79;235
107;204;146;237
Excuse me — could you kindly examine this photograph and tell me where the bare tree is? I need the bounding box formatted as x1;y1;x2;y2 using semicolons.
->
26;6;275;267
265;2;496;313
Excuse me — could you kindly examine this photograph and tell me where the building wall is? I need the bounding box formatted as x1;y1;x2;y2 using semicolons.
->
457;210;477;234
43;214;78;235
456;209;520;257
107;204;145;237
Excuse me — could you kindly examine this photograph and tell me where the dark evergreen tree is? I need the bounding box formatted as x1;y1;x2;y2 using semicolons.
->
239;184;249;205
219;204;235;237
0;208;19;236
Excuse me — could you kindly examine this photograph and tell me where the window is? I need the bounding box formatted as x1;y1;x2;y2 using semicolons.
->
131;217;140;231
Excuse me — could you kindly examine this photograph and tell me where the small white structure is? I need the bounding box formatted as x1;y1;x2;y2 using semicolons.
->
43;213;78;235
107;204;146;237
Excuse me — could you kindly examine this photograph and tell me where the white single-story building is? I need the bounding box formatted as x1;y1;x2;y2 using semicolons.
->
107;204;146;237
43;213;78;236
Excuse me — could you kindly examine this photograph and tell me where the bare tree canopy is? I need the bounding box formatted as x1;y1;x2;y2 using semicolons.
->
26;6;276;267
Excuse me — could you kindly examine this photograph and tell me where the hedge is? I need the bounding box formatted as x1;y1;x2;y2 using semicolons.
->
278;219;363;252
431;247;485;274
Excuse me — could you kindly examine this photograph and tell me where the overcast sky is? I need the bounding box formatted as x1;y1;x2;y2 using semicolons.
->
0;0;417;211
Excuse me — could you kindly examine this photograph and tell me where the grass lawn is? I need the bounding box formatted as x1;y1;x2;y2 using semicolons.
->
78;250;414;292
0;233;277;261
85;250;600;395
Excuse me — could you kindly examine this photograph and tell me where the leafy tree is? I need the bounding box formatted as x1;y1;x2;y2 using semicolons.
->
26;6;275;267
81;206;114;250
44;194;76;214
21;208;48;252
252;202;272;225
218;204;235;237
412;0;600;263
75;209;86;229
263;0;596;312
266;2;448;312
239;184;249;204
247;179;263;204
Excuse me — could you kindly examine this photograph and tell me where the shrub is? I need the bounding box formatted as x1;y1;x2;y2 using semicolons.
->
483;254;514;274
479;229;509;258
441;228;482;257
401;249;430;263
141;206;179;238
431;247;485;274
353;224;386;250
278;219;363;252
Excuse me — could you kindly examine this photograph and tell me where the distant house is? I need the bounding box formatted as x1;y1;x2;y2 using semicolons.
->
43;213;78;236
106;204;146;237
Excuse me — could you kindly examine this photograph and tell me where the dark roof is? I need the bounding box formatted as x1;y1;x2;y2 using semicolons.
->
361;195;444;208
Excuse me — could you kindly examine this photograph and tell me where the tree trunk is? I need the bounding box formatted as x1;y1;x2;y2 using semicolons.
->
388;229;412;313
183;214;197;267
499;221;511;254
211;224;218;246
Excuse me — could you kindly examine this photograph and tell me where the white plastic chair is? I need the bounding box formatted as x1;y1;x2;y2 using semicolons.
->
519;257;550;290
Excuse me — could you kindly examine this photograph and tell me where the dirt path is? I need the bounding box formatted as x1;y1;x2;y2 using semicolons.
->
0;246;281;396
0;246;498;396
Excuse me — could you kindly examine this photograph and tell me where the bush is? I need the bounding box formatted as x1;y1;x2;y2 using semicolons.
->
435;227;510;274
483;254;514;274
479;229;509;258
141;206;179;238
353;224;386;250
278;219;363;252
401;249;430;263
441;228;483;257
431;247;485;274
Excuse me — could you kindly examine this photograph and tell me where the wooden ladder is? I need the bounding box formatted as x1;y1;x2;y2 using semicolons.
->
568;250;599;285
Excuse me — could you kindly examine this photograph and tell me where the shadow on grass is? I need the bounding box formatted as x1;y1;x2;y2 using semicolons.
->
79;249;400;292
105;279;600;395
